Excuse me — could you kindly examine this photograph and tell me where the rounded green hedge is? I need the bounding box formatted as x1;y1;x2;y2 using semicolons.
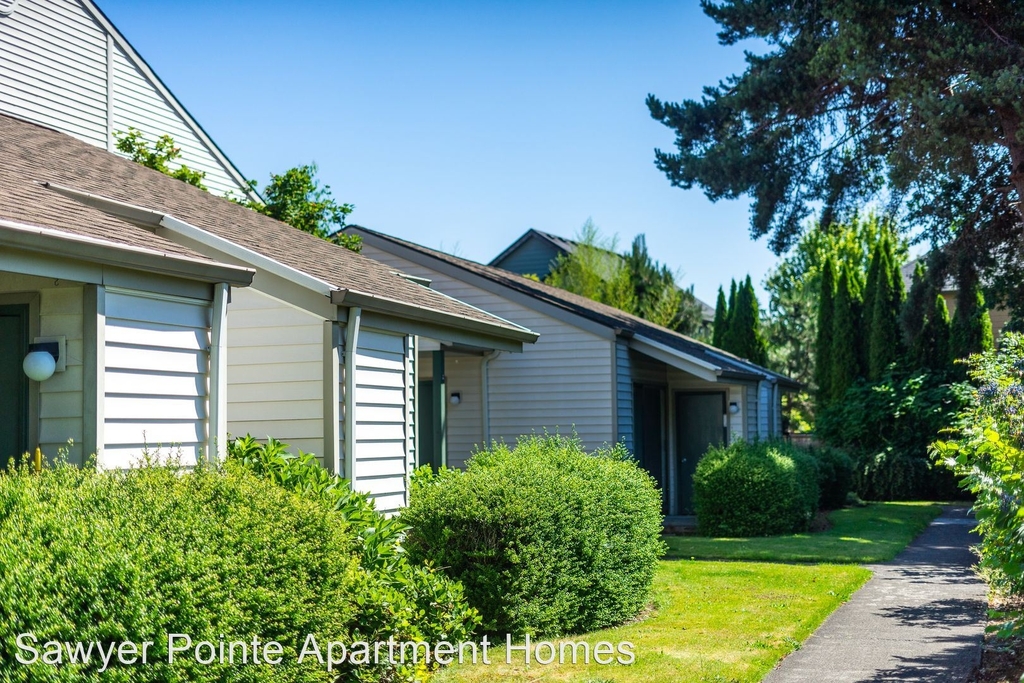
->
693;440;820;537
0;460;460;682
402;435;665;638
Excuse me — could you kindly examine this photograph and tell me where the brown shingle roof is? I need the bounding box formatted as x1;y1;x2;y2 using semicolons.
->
0;114;531;337
350;225;799;388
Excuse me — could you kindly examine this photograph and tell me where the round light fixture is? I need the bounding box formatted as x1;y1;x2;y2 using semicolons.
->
449;392;462;406
728;401;740;415
23;350;56;382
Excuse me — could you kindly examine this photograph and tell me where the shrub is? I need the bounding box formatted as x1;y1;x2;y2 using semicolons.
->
0;459;414;682
933;333;1024;636
816;370;963;500
401;434;664;638
694;440;820;537
227;435;479;649
809;445;855;510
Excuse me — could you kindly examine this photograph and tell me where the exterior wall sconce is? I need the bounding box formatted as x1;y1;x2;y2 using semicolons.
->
22;336;66;382
728;401;740;415
449;392;461;406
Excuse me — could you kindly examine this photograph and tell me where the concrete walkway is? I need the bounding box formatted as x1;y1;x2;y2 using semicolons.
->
763;506;987;683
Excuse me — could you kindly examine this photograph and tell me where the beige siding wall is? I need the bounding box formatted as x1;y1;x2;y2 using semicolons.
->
359;244;616;453
0;0;248;196
443;354;484;468
0;0;108;147
348;328;411;514
0;274;86;462
100;289;211;468
226;287;324;458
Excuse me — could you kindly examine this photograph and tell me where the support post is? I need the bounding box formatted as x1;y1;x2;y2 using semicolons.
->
343;307;362;484
207;283;229;461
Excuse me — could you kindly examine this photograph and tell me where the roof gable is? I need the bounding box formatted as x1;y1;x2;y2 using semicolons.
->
0;0;255;199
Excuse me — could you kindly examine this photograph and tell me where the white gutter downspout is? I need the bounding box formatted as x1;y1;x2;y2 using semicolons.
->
480;350;501;446
343;307;362;484
207;283;229;461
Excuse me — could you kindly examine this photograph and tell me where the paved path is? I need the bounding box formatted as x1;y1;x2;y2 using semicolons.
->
764;506;987;682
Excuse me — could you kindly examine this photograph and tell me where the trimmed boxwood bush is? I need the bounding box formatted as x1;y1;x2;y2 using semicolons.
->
693;440;820;537
0;458;471;682
401;435;665;638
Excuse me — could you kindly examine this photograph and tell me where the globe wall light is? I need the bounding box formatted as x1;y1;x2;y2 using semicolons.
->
22;337;65;382
728;401;740;415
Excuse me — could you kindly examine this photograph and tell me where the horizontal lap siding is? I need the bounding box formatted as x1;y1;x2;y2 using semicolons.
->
101;290;211;468
359;245;615;453
226;288;324;458
37;286;85;462
0;0;108;146
444;355;482;468
110;45;242;198
350;329;410;514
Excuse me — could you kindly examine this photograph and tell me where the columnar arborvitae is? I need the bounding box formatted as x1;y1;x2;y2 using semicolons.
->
950;279;994;360
919;294;952;373
830;265;863;403
815;258;837;406
712;286;728;348
901;261;929;352
868;248;902;380
721;276;768;365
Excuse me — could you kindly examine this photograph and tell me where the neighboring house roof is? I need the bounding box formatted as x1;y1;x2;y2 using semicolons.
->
490;227;716;323
489;228;581;268
348;225;799;389
900;259;957;293
0;114;537;343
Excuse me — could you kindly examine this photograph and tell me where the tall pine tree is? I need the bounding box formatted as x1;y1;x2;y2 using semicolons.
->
712;286;728;348
815;257;837;407
830;265;862;404
901;261;929;353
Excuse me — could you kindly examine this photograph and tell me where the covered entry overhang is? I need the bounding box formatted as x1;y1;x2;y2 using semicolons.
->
0;217;254;467
622;332;799;517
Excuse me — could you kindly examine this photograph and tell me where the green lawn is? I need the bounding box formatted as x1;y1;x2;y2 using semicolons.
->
435;560;870;683
664;502;943;564
437;503;942;683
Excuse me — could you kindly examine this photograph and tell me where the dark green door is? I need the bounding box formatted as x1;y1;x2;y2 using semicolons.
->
0;304;30;465
674;392;726;514
633;383;667;514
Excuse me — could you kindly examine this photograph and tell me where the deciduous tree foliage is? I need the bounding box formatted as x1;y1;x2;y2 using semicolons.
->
114;127;207;190
240;164;362;252
648;0;1024;316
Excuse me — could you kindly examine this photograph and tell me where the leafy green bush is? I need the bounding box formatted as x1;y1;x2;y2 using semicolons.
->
817;370;963;500
808;445;855;510
401;434;664;638
0;459;421;682
694;440;820;537
227;435;479;648
933;333;1024;636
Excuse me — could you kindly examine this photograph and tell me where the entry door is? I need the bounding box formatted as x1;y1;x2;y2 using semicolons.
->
0;304;29;464
633;383;667;514
674;392;726;514
417;380;435;469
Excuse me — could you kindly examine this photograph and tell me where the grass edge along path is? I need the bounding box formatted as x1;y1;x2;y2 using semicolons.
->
436;561;870;683
664;502;943;564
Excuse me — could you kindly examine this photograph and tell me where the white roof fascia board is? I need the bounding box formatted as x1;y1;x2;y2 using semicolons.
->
82;0;260;203
0;217;254;286
629;334;721;383
43;183;333;297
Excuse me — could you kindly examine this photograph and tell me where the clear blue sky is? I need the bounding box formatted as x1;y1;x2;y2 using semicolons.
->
101;0;780;305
